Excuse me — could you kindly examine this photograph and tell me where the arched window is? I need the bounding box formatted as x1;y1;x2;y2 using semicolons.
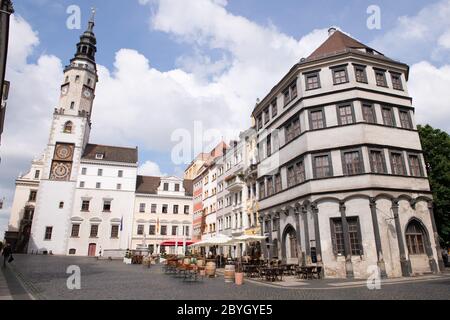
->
64;121;73;133
405;220;426;255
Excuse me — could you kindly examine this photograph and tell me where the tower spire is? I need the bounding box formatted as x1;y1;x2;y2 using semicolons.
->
71;8;98;66
88;7;96;32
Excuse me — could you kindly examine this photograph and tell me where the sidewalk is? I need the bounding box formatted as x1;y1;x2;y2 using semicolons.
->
0;264;34;300
216;268;450;290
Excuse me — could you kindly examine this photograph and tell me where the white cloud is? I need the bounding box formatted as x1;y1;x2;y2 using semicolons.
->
409;61;450;132
0;3;329;237
370;0;450;62
138;161;166;177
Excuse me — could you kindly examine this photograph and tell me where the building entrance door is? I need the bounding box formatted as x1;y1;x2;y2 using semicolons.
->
88;243;97;257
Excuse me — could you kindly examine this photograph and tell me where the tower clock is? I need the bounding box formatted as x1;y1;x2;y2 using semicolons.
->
50;143;75;181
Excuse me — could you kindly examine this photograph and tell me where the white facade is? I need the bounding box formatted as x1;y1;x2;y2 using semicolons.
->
67;160;137;256
131;176;193;254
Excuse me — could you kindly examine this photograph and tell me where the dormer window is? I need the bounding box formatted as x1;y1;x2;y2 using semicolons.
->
95;153;104;160
163;183;169;191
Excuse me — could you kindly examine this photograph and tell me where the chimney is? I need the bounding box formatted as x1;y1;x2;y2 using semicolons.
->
328;27;337;37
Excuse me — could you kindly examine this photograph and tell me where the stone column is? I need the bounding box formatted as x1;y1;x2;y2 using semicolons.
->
339;202;354;279
266;213;273;260
274;212;281;260
369;198;387;278
294;206;304;266
392;199;411;277
258;215;265;260
302;205;311;265
311;203;323;266
428;202;445;272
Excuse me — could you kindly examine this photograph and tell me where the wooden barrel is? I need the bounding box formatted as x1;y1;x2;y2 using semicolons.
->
197;259;205;267
224;265;235;283
205;262;216;277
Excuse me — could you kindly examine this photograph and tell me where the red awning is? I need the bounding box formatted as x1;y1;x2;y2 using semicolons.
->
160;240;196;247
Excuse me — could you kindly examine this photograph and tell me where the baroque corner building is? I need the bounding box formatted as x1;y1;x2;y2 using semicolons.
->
253;28;444;278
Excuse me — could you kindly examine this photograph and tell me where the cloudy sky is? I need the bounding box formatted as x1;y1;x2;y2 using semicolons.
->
1;0;449;237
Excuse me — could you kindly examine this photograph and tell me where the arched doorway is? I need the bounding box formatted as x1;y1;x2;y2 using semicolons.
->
282;224;298;264
405;219;433;274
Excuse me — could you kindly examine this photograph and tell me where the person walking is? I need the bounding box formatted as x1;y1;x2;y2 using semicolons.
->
2;243;12;268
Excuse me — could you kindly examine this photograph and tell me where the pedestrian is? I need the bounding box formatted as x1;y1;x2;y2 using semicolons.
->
0;241;3;254
2;243;12;268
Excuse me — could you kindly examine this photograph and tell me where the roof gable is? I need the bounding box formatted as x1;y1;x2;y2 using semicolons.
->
308;30;381;60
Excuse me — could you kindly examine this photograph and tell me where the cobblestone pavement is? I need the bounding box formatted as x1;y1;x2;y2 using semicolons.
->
7;255;450;300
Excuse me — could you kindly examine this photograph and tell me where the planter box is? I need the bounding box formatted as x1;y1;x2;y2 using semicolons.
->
235;272;244;285
123;258;132;265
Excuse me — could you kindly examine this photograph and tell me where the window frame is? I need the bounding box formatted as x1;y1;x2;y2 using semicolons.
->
361;102;377;124
330;65;349;85
90;224;99;238
374;68;388;87
312;152;333;179
341;148;365;176
271;100;278;117
103;200;112;212
389;150;407;176
381;106;396;127
399;109;413;129
44;226;53;241
81;200;90;212
368;148;387;174
309;107;327;130
111;225;119;239
304;71;321;91
390;71;404;91
71;224;80;238
336;102;356;126
407;153;424;177
353;64;368;84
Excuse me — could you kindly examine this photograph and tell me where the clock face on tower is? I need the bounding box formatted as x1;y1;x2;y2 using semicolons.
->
54;144;74;161
61;84;69;96
50;143;74;181
83;87;93;99
50;161;72;181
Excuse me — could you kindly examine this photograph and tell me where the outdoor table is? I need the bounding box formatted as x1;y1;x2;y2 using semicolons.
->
262;267;283;282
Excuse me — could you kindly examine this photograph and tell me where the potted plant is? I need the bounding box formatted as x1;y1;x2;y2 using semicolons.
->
235;260;244;285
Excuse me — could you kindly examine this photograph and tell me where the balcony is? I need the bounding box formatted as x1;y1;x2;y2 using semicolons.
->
225;175;245;192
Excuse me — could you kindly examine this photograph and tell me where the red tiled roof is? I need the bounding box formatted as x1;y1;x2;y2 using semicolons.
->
308;30;380;60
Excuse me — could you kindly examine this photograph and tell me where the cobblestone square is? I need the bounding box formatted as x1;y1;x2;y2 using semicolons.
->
2;255;449;300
